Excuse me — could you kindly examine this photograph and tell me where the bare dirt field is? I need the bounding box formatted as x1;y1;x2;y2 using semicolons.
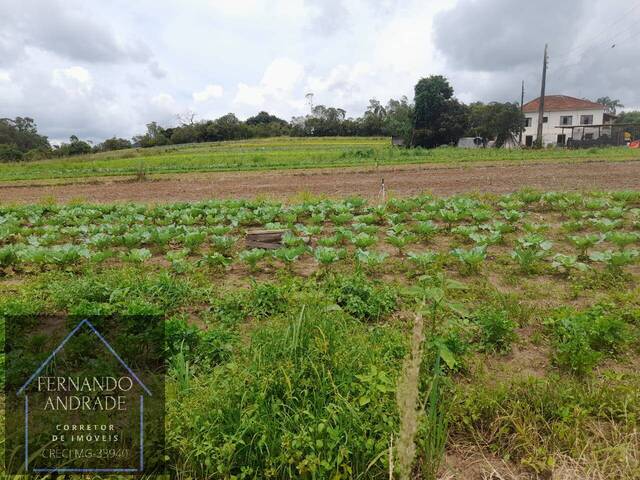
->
2;160;639;204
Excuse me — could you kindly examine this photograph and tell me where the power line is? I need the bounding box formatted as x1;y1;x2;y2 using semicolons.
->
554;2;640;60
548;28;640;80
553;21;639;65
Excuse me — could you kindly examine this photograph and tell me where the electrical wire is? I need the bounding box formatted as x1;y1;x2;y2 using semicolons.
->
548;27;640;80
553;2;640;61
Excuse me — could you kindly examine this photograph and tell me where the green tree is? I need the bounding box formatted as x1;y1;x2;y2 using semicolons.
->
97;137;132;151
412;76;469;148
55;135;92;156
596;96;624;115
169;124;199;144
0;144;24;162
0;117;50;152
133;122;170;147
211;113;249;141
467;102;524;146
292;105;349;136
383;96;414;142
615;111;640;125
246;111;288;126
245;111;291;138
359;99;387;135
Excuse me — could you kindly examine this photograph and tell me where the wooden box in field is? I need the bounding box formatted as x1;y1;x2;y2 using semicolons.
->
245;229;286;249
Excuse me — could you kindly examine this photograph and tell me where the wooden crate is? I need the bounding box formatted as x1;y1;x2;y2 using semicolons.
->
245;229;286;250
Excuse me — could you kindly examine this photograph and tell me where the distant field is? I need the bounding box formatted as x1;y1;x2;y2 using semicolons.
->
1;136;639;182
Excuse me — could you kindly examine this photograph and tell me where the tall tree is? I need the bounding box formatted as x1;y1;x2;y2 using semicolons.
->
0;117;50;152
596;97;624;115
132;121;170;147
383;96;414;142
54;135;92;156
246;111;287;126
97;137;133;151
412;75;468;147
468;102;524;146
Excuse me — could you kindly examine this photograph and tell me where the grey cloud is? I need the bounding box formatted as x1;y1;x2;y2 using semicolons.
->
433;0;640;107
434;0;587;72
304;0;404;36
305;0;351;35
7;0;151;64
0;33;24;67
4;0;640;145
148;60;167;79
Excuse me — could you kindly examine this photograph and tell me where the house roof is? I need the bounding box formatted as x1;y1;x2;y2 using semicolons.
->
522;95;604;113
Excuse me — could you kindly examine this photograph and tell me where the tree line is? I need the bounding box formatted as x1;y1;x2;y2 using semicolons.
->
2;76;638;162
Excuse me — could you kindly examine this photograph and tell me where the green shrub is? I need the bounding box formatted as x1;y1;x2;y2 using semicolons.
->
553;322;602;376
165;316;201;357
197;327;237;365
247;281;287;319
0;144;23;162
473;308;517;354
548;306;629;375
166;304;405;478
329;274;397;322
208;291;246;325
165;316;236;367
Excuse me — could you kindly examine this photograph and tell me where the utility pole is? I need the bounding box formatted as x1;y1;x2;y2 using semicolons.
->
519;80;525;145
535;44;548;148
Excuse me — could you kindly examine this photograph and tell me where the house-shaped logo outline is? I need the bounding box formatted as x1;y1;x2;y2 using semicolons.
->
16;318;152;474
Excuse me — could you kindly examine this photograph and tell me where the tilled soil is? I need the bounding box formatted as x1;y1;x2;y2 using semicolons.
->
1;160;639;204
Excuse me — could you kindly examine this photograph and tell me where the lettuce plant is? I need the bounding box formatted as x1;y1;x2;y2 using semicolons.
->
551;254;589;276
122;248;152;263
568;234;600;259
451;246;487;274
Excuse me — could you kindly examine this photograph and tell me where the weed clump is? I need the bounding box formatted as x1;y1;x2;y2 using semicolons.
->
329;274;398;322
473;308;518;354
547;305;629;375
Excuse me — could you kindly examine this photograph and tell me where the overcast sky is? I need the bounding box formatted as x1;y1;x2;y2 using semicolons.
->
1;0;639;143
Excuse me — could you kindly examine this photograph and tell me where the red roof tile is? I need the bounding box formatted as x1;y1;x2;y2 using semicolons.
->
522;95;604;113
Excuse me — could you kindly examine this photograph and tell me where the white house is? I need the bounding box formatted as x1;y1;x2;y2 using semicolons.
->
521;95;615;147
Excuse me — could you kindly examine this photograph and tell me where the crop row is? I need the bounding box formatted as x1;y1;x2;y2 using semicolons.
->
1;191;639;275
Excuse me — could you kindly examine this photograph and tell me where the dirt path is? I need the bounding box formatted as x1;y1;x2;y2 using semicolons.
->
1;160;639;204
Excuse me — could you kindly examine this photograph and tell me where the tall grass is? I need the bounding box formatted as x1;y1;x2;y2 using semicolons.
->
165;299;407;478
396;312;424;479
395;311;448;480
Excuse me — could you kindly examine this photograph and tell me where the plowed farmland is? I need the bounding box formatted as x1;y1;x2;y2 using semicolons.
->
2;159;639;204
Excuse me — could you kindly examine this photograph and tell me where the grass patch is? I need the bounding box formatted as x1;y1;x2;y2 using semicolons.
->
0;137;638;182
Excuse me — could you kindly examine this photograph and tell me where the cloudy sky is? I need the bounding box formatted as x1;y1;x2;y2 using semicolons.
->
1;0;639;143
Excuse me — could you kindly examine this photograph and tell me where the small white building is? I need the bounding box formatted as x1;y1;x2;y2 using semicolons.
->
521;95;615;147
457;137;486;148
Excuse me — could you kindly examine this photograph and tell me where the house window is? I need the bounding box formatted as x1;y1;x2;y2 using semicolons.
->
560;115;572;126
524;117;532;127
525;135;533;147
580;115;594;125
557;134;566;145
584;133;594;140
543;116;548;123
